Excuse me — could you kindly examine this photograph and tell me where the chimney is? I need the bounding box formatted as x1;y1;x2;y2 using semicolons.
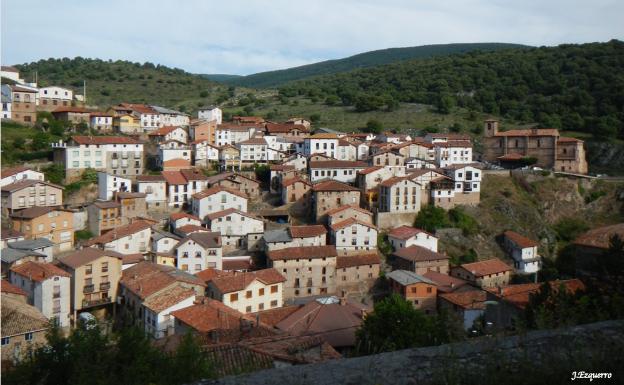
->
531;128;539;135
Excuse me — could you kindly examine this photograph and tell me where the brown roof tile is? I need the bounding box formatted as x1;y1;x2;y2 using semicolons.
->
393;245;449;262
388;226;431;240
504;230;539;248
1;279;27;296
439;290;487;310
72;135;142;145
171;298;253;332
142;284;195;313
10;261;71;282
209;268;285;294
312;180;360;192
268;245;337;262
83;219;153;246
250;305;303;327
121;261;205;300
336;253;381;269
290;225;327;238
573;223;624;250
458;258;513;277
192;185;247;200
309;161;367;169
58;248;123;269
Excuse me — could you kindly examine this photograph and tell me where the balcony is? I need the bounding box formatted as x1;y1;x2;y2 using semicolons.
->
82;297;111;308
53;292;61;299
83;284;95;293
100;282;111;291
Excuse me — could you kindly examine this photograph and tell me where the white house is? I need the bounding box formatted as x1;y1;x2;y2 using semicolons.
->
1;85;12;119
336;140;358;161
0;167;44;187
142;284;196;339
136;175;167;210
406;158;437;170
38;86;73;104
215;124;258;146
433;140;473;168
356;166;405;192
9;261;72;327
161;169;209;209
355;141;370;160
237;137;268;163
84;219;153;254
157;140;192;167
173;232;223;273
263;225;327;251
191;186;248;222
387;226;438;252
309;160;368;184
198;106;222;124
89;112;114;132
330;218;378;255
205;208;264;252
378;176;422;213
326;205;374;226
207;268;286;314
192;140;220;166
503;230;541;274
97;172;132;200
444;165;482;195
149;126;188;144
151;105;189;128
169;212;202;232
303;134;339;158
151;228;181;254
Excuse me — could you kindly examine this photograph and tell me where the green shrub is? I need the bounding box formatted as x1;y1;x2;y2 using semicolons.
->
553;217;589;242
414;205;449;232
448;207;479;235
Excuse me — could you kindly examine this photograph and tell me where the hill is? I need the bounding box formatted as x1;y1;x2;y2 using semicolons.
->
280;40;624;140
14;57;224;110
201;74;244;82
225;43;529;88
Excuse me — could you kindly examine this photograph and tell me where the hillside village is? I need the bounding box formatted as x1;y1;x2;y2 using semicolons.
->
1;65;623;377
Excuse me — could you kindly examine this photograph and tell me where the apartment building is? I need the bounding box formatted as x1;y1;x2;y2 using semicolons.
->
191;186;248;221
172;232;223;274
10;207;74;253
392;245;449;275
303;134;339;158
1;180;63;215
37;86;72;111
205;209;264;252
335;253;381;295
90;112;114;132
378;176;422;213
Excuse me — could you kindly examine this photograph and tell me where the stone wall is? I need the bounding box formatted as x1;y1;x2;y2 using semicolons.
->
200;320;624;385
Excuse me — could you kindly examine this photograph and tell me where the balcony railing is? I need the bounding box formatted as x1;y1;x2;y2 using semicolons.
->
83;284;95;293
82;297;111;308
100;282;111;291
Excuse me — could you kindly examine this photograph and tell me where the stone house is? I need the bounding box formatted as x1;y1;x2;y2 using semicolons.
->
391;245;449;275
311;180;361;221
264;225;327;251
281;176;311;206
387;270;438;314
326;205;374;226
10;206;74;253
335;253;380;296
450;258;513;288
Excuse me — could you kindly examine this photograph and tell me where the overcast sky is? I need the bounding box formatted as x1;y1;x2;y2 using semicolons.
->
2;0;623;75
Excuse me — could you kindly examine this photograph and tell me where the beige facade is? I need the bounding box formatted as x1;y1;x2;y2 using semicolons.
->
9;86;37;125
1;180;63;215
11;207;74;253
335;254;380;296
87;201;123;236
312;181;361;221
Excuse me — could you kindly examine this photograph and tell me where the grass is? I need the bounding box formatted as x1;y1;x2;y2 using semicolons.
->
1;121;42;141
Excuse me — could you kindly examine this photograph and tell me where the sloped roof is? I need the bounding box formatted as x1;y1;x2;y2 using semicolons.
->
250;305;303;327
205;208;259;221
10;261;71;282
1;179;63;193
422;271;469;293
494;128;559;137
573;223;624;250
330;217;376;232
393;245;448;262
1;166;32;178
485;279;585;310
142;284;195;313
58;248;123;269
120;261;205;300
387;226;431;240
325;204;372;217
267;245;337;262
170;298;253;332
192;185;247;200
148;126;183;136
336;253;381;269
10;206;70;219
290;225;327;238
439;290;487;310
71;135;142;145
1;279;27;296
387;270;435;286
83;219;153;246
179;232;222;249
309;161;367;169
1;295;49;337
209;268;286;294
8;238;54;250
458;258;513;277
312;180;360;192
504;230;539;248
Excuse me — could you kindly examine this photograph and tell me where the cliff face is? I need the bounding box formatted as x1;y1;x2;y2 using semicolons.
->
586;141;624;175
200;320;624;385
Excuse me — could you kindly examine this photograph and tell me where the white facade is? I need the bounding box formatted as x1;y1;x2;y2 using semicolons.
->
193;141;220;165
207;210;264;251
151;232;180;254
198;107;222;124
191;190;248;221
209;279;283;314
434;144;473;168
90;115;113;129
356;142;370;160
52;140;144;175
158;146;192;167
303;136;339;158
98;227;151;255
39;86;73;102
331;221;378;254
157;113;189;128
137;180;167;208
336;143;357;161
143;293;195;339
10;271;71;328
310;164;367;184
446;166;482;195
140;112;161;132
238;139;268;163
167;179;209;209
174;237;223;273
388;232;438;252
215;126;257;146
0;169;44;187
379;178;422;213
97;172;132;200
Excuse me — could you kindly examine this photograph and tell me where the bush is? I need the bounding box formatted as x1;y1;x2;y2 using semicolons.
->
585;190;606;204
364;119;383;134
75;230;94;241
414;205;449;233
448;207;479;235
553;217;589;242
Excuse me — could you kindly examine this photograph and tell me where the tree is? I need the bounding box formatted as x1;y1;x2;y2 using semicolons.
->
436;94;455;114
354;94;383;112
199;90;209;98
364;119;383;134
243;105;254;115
310;113;321;124
414;205;449;232
31;132;51;151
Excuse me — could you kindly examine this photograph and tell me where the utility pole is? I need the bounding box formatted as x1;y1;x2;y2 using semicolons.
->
83;80;87;105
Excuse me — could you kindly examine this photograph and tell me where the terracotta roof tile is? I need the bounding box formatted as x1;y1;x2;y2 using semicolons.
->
10;261;71;282
388;226;432;240
325;205;372;217
289;225;327;238
422;271;469;293
336;253;381;269
1;279;27;296
161;171;187;185
83;219;153;246
71;135;142;145
170;212;201;221
485;279;585;310
192;185;248;200
458;258;513;277
148;125;182;136
142;284;195;313
312;180;360;192
58;248;123;269
121;261;205;300
439;290;487;309
171;298;253;332
209;268;286;294
494;128;559;137
2;295;49;337
250;305;303;327
136;175;166;182
268;245;337;262
309;161;367;169
393;245;449;262
330;217;376;231
573;223;624;250
282;176;311;187
1;166;31;178
205;208;260;221
504;230;539;248
195;268;233;283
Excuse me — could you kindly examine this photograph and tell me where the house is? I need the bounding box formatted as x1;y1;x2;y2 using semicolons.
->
1;294;49;362
450;258;513;288
503;230;541;274
369;149;406;167
119;261;205;338
193;140;220;166
264;225;327;251
87;200;122;236
10;206;74;253
112;103;160;132
335;253;381;295
238;137;268;163
149;125;188;144
206;172;262;198
405;157;436;170
265;123;309;137
190;119;218;144
1;180;63;215
267;245;338;299
205;209;264;252
432;140;473;168
482;120;588;173
219;144;240;167
378;176;422;213
198;106;222;124
191;186;248;222
136;175;167;211
438;290;487;330
275;296;366;351
422;270;471;293
1;166;44;188
387;270;438;314
37;86;73;111
285;117;311;129
7;84;37;125
9;261;72;327
89;112;114;132
356;165;404;192
113;113;141;133
97;172;132;200
151;105;189;128
206;268;286;313
442;165;482;206
1;238;54;275
309;160;367;184
157;140;192;169
151;228;181;254
335;139;358;161
169;212;202;232
51;106;91;126
387;226;438;252
172;232;223;274
330;218;377;255
56;248;124;312
391;245;449;275
303;134;339;158
281;176;311;206
326;205;374;226
51;136;144;182
572;223;624;274
1;227;24;248
311;180;361;221
215;124;258;146
83;219;153;254
115;192;147;221
162;169;209;209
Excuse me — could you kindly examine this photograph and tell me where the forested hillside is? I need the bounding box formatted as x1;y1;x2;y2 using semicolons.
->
226;43;528;88
14;58;222;109
280;40;624;139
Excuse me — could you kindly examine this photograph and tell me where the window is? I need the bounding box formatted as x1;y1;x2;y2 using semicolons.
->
258;288;264;296
85;264;92;275
1;337;9;345
246;306;252;312
230;293;238;302
258;303;264;310
101;262;108;272
25;332;33;341
427;287;432;293
270;285;278;293
270;300;278;307
246;290;252;299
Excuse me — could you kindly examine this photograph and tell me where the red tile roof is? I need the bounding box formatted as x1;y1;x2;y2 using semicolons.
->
312;180;360;192
393;245;448;262
282;176;311;187
573;223;624;250
209;268;286;294
175;224;209;236
71;136;142;145
1;279;27;296
558;137;583;143
504;230;539;248
163;158;191;168
494;128;559;137
142;284;195;313
192;185;248;200
439;290;487;310
336;253;381;269
52;106;90;114
10;261;71;282
309;161;368;169
83;219;153;246
458;258;513;277
379;175;418;188
267;245;337;262
170;212;201;222
0;166;32;178
120;261;205;300
148;125;182;136
222;259;253;271
171;298;253;332
421;271;469;293
180;168;208;181
325;204;372;217
161;170;187;185
357;166;383;175
388;226;432;240
136;175;166;182
195;268;233;283
205;208;259;221
330;217;376;232
485;279;585;310
250;305;303;327
289;225;327;238
58;248;123;269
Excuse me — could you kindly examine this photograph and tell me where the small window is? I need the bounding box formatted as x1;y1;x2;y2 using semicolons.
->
230;293;238;302
1;337;9;345
25;333;33;341
270;285;278;293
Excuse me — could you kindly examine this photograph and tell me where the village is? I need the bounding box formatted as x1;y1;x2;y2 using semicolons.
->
1;65;622;374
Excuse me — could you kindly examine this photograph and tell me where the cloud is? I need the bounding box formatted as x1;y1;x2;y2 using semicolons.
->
2;0;623;75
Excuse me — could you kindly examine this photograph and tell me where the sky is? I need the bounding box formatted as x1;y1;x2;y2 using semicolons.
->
2;0;623;76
